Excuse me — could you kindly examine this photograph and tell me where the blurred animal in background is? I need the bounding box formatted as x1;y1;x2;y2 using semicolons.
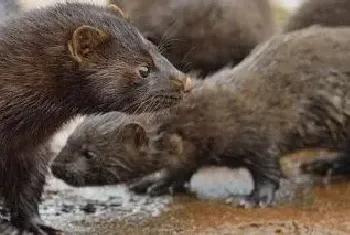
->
111;0;276;77
284;0;350;32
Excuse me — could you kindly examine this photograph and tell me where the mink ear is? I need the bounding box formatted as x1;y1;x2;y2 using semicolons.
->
122;123;149;148
108;4;126;18
68;25;109;66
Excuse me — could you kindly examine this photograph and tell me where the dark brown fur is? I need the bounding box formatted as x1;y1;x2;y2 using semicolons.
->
127;26;350;206
110;0;276;77
284;0;350;32
0;2;192;234
54;26;350;208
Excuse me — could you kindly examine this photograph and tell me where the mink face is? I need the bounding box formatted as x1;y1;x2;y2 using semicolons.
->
0;3;192;117
284;0;350;32
112;0;275;77
51;112;161;186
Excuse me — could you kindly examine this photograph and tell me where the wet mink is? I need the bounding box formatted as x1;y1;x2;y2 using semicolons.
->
54;26;350;209
284;0;350;32
0;2;193;234
110;0;276;77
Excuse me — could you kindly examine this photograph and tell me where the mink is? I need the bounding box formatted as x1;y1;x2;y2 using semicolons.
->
110;0;276;77
127;27;350;207
51;112;164;186
54;26;350;209
284;0;350;32
0;2;193;234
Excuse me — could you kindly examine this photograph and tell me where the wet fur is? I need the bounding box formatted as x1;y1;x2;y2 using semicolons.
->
0;2;188;234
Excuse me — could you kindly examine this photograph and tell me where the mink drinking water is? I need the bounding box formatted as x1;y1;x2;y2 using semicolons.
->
0;2;192;234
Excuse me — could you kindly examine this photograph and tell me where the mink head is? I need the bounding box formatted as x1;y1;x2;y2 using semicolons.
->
6;3;193;114
51;113;155;186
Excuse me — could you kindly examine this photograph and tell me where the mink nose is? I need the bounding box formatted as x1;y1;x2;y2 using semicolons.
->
171;77;194;93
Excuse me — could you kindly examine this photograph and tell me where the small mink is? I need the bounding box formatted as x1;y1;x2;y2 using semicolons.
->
54;26;350;209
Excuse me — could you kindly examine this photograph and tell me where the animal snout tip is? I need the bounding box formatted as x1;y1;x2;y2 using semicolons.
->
171;76;194;92
183;77;194;92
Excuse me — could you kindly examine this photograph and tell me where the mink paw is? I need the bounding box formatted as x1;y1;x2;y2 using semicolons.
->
129;169;187;196
238;182;278;208
11;216;64;235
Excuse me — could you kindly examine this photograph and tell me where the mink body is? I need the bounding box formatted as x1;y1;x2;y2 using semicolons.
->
0;2;191;234
53;26;350;208
128;26;350;206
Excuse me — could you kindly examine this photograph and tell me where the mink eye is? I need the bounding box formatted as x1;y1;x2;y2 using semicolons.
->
83;151;97;160
138;66;150;78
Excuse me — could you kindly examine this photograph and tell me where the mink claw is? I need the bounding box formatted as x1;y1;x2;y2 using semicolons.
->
238;182;278;209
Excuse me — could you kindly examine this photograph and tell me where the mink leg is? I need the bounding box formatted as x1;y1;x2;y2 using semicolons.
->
240;157;282;208
1;149;63;235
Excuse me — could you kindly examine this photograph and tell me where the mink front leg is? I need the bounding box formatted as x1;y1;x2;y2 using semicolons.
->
0;148;63;235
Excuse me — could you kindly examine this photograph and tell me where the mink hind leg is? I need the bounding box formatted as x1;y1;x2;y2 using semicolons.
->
240;155;282;208
0;147;63;234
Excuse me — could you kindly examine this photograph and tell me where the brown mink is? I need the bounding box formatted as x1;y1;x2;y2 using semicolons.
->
284;0;350;32
110;0;276;77
127;27;350;207
0;2;192;234
54;26;350;209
